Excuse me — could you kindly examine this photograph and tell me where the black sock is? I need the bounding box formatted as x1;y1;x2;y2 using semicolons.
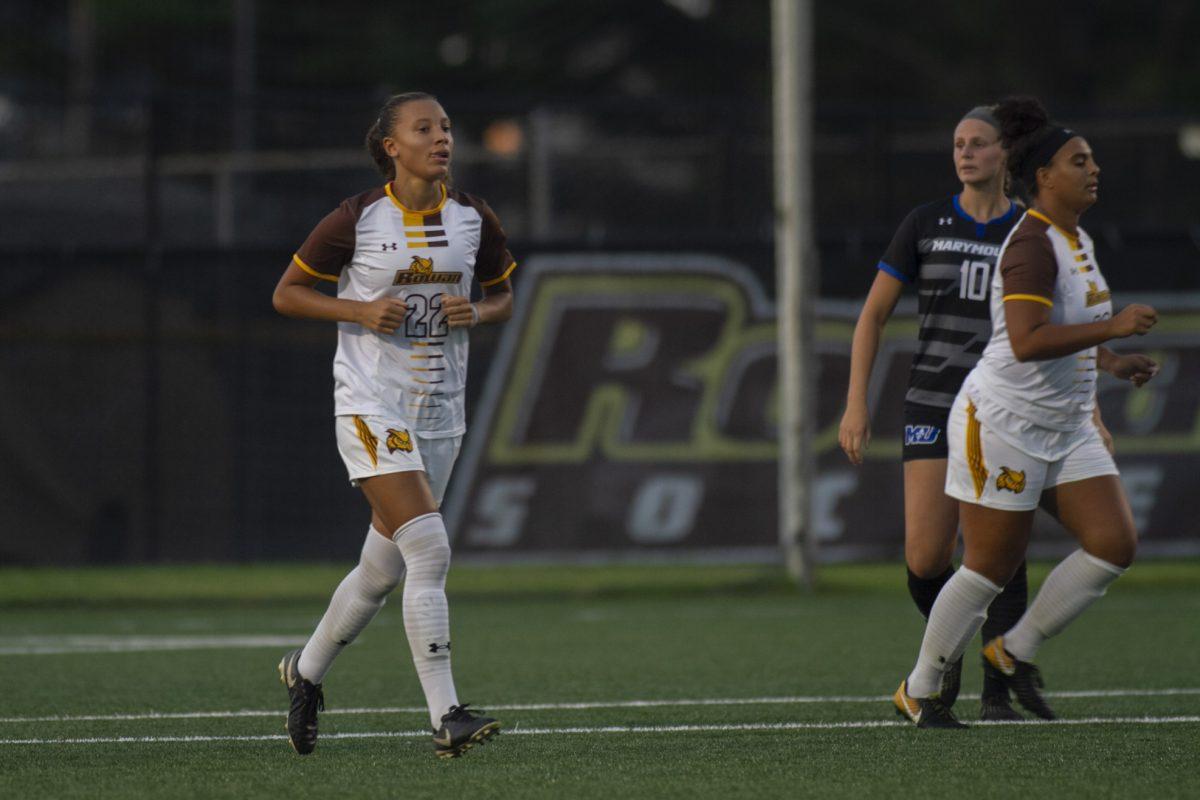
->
906;565;955;619
981;560;1029;699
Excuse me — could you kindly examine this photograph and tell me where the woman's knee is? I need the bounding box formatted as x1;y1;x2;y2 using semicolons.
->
1086;527;1137;569
904;524;958;577
960;536;1027;587
905;546;954;579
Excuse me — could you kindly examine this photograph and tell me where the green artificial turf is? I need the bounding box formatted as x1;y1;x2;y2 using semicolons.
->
1;561;1197;799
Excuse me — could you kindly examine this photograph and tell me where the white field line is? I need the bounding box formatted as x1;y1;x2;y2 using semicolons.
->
3;688;1199;725
0;635;307;655
3;716;1199;746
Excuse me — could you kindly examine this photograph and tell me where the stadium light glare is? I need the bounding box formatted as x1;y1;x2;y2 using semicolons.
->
439;33;471;67
1179;124;1200;159
483;119;523;157
663;0;713;18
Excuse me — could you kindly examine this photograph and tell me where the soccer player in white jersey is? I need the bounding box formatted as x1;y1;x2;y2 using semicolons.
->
893;96;1160;728
271;92;516;756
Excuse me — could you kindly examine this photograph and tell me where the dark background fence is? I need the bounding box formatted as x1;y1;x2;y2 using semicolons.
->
1;0;1198;564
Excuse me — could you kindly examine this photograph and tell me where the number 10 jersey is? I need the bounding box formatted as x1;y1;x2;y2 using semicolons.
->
292;183;517;437
876;194;1018;411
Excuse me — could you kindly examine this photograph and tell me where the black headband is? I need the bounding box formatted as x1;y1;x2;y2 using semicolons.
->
1022;126;1077;187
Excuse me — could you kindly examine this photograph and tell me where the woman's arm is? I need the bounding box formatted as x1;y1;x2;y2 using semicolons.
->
272;259;407;334
1005;301;1158;362
1097;345;1159;387
442;278;514;329
839;271;904;465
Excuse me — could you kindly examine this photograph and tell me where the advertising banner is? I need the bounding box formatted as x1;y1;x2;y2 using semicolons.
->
445;255;1200;561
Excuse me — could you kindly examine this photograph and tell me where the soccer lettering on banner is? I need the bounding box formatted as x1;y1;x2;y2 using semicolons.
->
443;255;1200;560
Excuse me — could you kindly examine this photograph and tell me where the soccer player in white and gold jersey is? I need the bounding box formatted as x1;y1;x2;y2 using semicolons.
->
893;96;1160;728
271;92;515;757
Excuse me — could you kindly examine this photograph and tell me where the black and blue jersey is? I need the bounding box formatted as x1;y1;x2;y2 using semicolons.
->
878;194;1018;411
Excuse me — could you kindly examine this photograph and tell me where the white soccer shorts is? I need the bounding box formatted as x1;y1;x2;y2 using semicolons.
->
944;393;1117;511
334;415;462;504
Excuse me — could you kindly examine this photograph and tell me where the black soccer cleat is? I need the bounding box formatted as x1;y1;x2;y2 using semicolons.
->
893;680;968;729
278;648;325;755
432;704;501;759
980;694;1024;721
979;662;1023;721
939;655;963;709
982;637;1056;720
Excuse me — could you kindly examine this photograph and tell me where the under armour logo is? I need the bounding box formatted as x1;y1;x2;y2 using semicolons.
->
939;217;953;225
428;641;452;653
381;242;399;251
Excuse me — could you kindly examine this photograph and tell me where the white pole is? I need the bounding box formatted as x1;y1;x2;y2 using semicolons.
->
772;0;816;587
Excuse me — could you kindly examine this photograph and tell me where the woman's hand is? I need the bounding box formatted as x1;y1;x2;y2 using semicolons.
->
1106;352;1159;387
839;402;871;466
356;297;409;334
1107;304;1158;338
441;294;479;329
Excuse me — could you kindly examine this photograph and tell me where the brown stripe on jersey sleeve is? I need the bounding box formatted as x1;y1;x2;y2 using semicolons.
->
1000;216;1056;307
449;190;516;287
293;187;385;281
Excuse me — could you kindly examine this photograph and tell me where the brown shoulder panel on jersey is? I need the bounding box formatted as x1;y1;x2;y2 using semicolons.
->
1000;215;1056;306
448;189;517;287
293;187;387;280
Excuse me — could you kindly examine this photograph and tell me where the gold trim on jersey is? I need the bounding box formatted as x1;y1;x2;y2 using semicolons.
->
1026;209;1081;250
353;415;379;468
385;182;447;215
480;260;518;288
1003;293;1054;308
966;401;987;500
292;254;339;283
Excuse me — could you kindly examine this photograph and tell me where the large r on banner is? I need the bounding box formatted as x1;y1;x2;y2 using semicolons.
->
445;255;1200;560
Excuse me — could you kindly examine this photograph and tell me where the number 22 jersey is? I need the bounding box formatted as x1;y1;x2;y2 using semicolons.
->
877;195;1018;410
292;183;517;438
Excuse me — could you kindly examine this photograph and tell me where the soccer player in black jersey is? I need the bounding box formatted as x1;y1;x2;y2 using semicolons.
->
839;106;1028;721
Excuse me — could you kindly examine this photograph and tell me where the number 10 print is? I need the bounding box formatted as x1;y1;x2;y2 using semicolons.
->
959;259;990;301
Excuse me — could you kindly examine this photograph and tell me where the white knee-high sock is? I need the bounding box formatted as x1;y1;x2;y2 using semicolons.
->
298;526;405;684
394;512;459;729
907;567;1002;698
1003;550;1125;662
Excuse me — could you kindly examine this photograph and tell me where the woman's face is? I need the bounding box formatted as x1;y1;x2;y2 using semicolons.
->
383;99;453;183
1039;136;1100;212
953;119;1005;187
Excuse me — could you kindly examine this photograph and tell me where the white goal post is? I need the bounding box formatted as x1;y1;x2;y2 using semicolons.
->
772;0;816;587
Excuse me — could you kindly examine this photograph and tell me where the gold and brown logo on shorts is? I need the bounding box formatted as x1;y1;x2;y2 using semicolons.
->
386;427;413;454
996;466;1026;494
393;255;461;285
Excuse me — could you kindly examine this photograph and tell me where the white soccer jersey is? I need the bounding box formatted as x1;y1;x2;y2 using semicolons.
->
293;183;516;436
964;209;1113;459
